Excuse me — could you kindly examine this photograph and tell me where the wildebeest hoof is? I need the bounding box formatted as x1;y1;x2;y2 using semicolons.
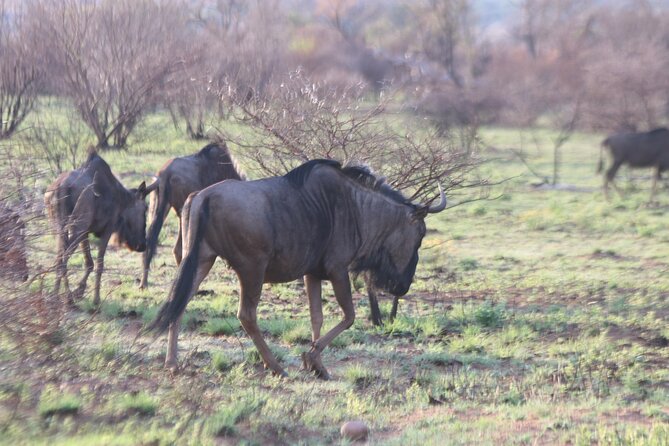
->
273;368;289;378
70;286;85;301
165;360;179;372
301;351;330;380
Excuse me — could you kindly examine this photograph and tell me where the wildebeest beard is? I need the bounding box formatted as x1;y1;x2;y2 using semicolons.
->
352;247;419;297
114;213;146;252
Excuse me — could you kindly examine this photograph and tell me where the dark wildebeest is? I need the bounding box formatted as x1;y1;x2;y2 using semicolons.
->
45;150;153;305
149;159;446;378
598;128;669;200
0;204;29;282
140;141;245;289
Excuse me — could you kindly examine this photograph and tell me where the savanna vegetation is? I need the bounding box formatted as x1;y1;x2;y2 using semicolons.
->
1;101;668;445
2;0;669;445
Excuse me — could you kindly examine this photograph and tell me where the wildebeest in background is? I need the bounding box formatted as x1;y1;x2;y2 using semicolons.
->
45;150;153;305
149;159;446;378
0;204;29;282
140;141;245;289
598;128;669;200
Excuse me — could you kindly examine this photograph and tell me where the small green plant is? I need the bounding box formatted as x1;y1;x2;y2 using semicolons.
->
100;300;124;319
474;302;506;328
100;341;120;361
204;392;267;437
280;324;311;344
118;392;157;416
201;317;241;336
212;351;233;373
38;388;81;418
343;364;377;390
459;258;479;271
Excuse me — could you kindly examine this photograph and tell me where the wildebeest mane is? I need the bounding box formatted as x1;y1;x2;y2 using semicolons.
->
340;165;410;206
284;159;342;187
195;141;247;182
648;127;669;135
284;159;410;206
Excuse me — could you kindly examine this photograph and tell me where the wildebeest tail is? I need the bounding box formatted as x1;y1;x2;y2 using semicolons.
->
148;196;209;334
143;178;169;272
597;138;610;173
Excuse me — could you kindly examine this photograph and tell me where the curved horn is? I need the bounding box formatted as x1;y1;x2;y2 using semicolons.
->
427;183;447;214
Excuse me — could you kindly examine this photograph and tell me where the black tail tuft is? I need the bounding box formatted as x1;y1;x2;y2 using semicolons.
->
143;179;171;273
147;197;209;334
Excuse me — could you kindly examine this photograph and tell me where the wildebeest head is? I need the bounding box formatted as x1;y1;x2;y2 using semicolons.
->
355;184;447;296
115;182;150;252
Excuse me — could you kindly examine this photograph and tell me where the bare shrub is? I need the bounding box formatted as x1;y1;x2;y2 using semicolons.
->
221;70;484;204
0;1;40;139
0;141;64;356
580;4;669;131
25;0;188;149
23;107;92;175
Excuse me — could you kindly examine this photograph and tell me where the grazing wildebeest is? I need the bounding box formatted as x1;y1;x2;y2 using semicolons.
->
45;150;152;305
598;128;669;200
149;159;446;378
0;204;29;282
140;141;245;289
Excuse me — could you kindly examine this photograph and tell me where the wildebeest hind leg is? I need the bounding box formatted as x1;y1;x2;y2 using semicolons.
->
306;272;355;379
237;270;288;377
173;223;183;265
165;254;216;370
305;275;323;341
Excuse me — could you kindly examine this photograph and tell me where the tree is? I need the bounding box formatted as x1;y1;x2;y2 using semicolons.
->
26;0;187;149
0;1;39;139
413;0;476;88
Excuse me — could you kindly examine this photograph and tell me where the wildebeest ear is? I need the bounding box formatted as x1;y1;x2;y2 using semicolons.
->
136;181;147;197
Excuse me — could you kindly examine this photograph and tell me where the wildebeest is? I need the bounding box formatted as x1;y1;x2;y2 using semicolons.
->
598;128;669;200
149;159;446;378
0;204;29;282
140;141;245;289
45;150;153;305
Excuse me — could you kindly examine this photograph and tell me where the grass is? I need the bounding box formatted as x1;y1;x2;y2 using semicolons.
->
38;388;82;418
116;392;158;416
2;103;669;444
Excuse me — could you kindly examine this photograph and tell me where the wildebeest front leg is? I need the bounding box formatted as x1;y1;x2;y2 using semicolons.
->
365;273;383;326
650;166;661;203
390;296;400;322
305;271;355;379
165;255;215;370
92;232;112;306
237;270;288;377
604;159;623;199
302;275;330;378
72;238;94;301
